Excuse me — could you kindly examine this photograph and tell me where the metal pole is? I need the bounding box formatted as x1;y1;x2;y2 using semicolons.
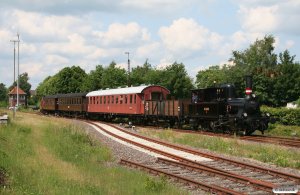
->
17;33;20;108
10;40;16;83
125;52;130;87
10;39;18;118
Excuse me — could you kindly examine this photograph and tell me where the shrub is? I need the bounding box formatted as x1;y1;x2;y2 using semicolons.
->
261;106;300;126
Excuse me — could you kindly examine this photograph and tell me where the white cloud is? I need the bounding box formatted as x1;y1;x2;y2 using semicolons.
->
95;22;150;47
239;5;279;33
237;0;300;34
136;42;162;60
6;10;91;42
159;18;223;57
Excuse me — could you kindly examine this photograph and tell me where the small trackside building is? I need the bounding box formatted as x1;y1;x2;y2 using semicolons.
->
86;85;170;116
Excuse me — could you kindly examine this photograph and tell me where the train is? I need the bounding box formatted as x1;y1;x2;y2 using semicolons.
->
40;75;272;135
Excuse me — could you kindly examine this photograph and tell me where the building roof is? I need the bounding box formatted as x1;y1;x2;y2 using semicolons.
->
86;85;168;97
8;86;26;95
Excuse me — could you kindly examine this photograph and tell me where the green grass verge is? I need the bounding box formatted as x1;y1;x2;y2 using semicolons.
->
261;123;300;138
0;111;186;194
139;129;300;169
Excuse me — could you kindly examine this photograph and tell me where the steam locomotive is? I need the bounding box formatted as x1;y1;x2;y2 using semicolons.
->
40;75;271;135
186;75;271;135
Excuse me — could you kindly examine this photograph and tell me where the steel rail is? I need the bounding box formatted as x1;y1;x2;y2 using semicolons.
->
120;159;244;195
156;157;273;193
106;122;300;183
87;121;278;192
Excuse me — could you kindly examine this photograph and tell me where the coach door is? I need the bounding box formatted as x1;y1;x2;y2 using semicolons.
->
151;92;164;115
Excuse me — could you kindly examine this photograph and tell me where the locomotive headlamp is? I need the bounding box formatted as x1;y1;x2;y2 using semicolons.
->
243;113;248;117
266;113;270;117
251;94;256;98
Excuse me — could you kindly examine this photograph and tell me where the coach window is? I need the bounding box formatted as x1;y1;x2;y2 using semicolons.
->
130;95;132;104
104;96;106;104
134;94;136;104
125;95;128;104
120;95;123;104
116;96;118;104
112;96;114;104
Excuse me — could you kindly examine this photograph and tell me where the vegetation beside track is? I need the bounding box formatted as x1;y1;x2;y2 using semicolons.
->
0;110;185;194
258;123;300;138
139;128;300;169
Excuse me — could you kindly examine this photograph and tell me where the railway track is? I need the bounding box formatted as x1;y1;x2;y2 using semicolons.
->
141;127;300;148
87;121;300;194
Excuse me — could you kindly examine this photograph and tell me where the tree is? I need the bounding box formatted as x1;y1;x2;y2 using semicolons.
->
229;35;279;103
195;65;227;88
101;61;127;89
0;83;7;101
272;50;300;106
36;76;56;98
231;35;277;73
131;60;153;86
55;66;87;94
162;62;194;98
10;72;32;97
81;65;104;92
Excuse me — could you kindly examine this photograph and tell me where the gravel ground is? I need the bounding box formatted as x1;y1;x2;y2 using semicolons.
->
74;120;157;164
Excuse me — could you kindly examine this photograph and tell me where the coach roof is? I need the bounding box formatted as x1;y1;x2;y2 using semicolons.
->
86;85;169;97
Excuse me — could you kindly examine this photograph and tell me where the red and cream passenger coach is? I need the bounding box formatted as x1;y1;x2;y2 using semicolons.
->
87;85;170;116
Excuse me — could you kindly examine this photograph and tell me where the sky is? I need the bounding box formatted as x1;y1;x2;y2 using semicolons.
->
0;0;299;89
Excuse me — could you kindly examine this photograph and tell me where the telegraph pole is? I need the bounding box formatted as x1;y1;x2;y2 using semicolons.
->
10;35;20;117
125;52;130;87
17;33;20;108
10;40;17;83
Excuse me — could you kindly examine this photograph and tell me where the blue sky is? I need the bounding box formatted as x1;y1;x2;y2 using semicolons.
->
0;0;299;89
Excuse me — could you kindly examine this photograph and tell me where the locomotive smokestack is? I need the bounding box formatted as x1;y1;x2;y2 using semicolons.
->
245;75;253;95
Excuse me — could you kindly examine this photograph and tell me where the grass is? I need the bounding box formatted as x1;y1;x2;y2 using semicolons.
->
0;110;186;194
261;123;300;138
139;128;300;169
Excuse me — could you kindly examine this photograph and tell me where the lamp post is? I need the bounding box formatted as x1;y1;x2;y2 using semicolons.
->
125;52;130;87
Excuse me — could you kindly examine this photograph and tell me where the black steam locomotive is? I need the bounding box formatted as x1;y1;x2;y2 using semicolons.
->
186;75;271;135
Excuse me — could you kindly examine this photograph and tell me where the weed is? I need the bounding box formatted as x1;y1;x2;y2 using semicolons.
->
145;175;167;192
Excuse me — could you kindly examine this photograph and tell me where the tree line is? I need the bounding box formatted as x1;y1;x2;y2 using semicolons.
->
35;61;194;99
196;35;300;106
0;35;299;107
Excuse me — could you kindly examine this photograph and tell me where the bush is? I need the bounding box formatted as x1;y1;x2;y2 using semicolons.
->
261;106;300;126
0;101;7;108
